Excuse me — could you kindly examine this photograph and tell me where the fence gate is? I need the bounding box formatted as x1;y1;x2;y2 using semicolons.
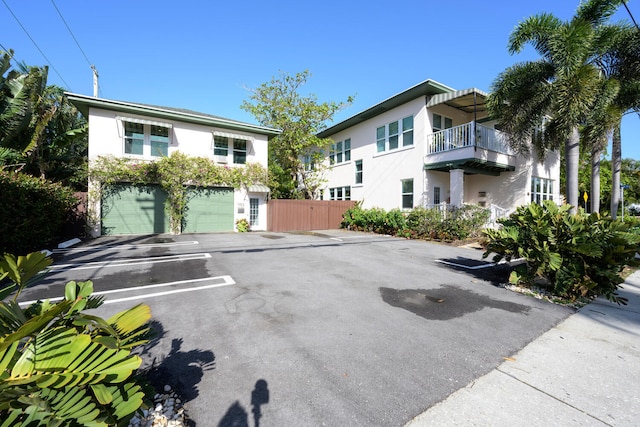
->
267;200;356;232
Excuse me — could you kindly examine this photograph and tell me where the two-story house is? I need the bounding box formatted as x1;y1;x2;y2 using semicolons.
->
66;93;278;236
317;79;560;217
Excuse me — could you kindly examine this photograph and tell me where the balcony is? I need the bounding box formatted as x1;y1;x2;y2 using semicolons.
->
425;122;515;176
426;122;512;155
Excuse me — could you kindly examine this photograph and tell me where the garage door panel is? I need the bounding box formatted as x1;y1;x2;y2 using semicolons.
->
183;187;234;233
102;185;169;235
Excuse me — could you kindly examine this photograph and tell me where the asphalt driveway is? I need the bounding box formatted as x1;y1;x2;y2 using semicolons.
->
20;230;573;426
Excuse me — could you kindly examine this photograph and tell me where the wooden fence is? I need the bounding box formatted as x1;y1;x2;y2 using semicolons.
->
267;200;356;232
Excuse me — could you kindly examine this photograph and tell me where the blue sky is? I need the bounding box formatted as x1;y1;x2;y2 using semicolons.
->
2;0;639;159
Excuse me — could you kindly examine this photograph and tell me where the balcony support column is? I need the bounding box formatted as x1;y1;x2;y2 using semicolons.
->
450;169;465;207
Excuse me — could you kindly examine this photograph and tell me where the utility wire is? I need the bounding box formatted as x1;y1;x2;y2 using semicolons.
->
622;0;639;30
50;0;92;67
1;0;72;90
50;0;102;96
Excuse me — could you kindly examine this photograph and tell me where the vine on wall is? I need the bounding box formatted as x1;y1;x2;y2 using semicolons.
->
88;152;269;234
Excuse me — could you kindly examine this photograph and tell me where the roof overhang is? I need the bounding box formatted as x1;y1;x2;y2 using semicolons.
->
426;88;489;115
424;158;515;176
65;92;280;138
317;79;454;138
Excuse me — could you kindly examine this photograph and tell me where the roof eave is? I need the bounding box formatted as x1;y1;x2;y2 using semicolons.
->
317;79;455;138
65;92;281;137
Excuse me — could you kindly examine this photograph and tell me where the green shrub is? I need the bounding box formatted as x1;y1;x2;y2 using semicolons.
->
0;171;79;254
236;218;250;232
341;206;406;235
0;251;153;426
483;200;640;303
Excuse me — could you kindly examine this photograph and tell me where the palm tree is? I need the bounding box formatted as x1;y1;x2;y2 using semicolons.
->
487;0;626;211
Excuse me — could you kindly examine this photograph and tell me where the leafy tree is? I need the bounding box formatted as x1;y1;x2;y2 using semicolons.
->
0;50;87;189
487;0;626;212
241;70;353;199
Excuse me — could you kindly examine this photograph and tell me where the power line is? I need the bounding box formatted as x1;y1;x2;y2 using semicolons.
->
622;0;639;30
50;0;102;96
50;0;92;67
1;0;72;90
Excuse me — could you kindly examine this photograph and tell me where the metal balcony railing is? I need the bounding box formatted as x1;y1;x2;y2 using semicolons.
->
426;122;512;155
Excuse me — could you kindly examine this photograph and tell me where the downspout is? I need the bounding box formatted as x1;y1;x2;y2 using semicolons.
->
473;91;477;149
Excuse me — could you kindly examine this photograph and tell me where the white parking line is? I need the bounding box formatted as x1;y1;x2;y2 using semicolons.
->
53;241;200;253
18;275;235;307
49;253;211;271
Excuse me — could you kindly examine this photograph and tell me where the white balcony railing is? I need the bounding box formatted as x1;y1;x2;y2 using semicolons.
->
426;122;512;155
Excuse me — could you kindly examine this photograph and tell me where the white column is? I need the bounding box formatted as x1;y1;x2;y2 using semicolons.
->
449;169;465;207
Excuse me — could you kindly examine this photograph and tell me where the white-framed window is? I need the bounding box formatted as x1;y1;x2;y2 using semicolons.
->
433;186;441;204
249;197;259;226
531;177;554;204
123;121;170;157
214;136;229;156
330;139;351;164
433;113;453;132
402;179;414;209
355;159;363;184
376;116;414;153
329;186;351;200
233;139;247;164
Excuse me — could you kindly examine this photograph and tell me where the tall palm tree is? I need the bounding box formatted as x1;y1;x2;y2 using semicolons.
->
487;0;625;211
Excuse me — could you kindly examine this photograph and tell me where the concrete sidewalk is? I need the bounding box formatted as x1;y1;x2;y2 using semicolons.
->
406;270;640;427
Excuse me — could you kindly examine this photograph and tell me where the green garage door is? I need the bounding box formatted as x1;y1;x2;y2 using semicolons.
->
102;185;169;235
183;187;234;233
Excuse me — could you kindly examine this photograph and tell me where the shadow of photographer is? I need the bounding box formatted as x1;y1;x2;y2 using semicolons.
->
218;379;269;427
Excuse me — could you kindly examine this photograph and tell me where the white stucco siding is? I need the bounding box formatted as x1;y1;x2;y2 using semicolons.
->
323;97;427;210
87;107;269;167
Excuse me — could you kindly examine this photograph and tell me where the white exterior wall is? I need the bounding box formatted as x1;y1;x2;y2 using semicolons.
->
323;97;560;215
87;107;270;234
323;97;428;210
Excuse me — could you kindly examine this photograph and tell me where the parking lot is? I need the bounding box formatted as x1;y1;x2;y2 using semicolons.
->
20;230;574;426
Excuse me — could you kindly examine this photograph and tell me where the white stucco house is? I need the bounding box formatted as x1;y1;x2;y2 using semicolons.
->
316;79;560;217
66;93;278;236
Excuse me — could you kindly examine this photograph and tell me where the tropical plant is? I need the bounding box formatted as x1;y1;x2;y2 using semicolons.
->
0;251;152;426
483;200;639;303
487;0;627;212
241;70;353;199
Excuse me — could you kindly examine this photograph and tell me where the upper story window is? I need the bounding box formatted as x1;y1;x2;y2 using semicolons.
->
355;159;363;184
214;136;249;164
330;139;351;164
432;113;453;132
214;136;229;156
123;121;170;157
376;116;414;153
233;139;247;164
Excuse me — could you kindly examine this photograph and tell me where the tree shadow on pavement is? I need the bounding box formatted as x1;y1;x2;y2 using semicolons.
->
140;321;216;403
218;379;270;427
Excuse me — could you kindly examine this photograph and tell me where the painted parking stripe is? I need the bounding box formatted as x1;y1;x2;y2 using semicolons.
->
49;253;211;271
19;275;235;307
53;240;200;253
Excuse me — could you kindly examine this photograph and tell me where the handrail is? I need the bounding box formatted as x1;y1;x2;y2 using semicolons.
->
426;122;512;155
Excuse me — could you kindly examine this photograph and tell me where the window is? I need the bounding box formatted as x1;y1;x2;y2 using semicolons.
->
214;136;228;156
233;139;247;164
123;121;170;157
329;186;351;200
249;197;259;226
402;116;414;147
124;122;144;155
433;113;453;132
531;177;554;204
402;179;414;209
433;186;441;204
355;160;363;184
330;138;351;164
377;116;413;152
150;125;169;157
